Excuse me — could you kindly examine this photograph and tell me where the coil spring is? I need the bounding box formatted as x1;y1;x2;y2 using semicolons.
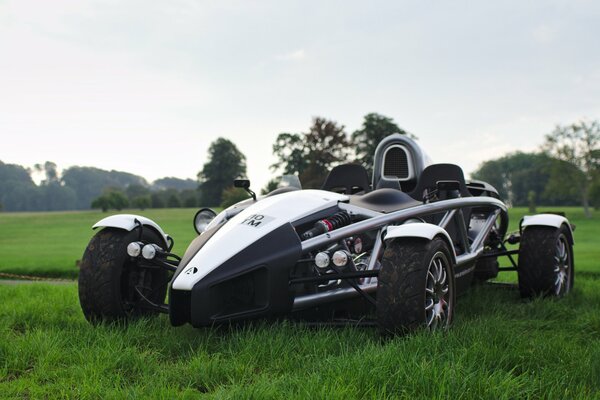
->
301;211;352;240
325;211;352;230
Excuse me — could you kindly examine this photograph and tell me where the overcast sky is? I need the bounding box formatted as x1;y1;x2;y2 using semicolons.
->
1;0;599;190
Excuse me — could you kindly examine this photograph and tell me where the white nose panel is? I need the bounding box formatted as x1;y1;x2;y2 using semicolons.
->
172;190;347;290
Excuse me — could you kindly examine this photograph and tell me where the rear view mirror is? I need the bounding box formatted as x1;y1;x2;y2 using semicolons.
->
233;179;256;201
234;179;250;189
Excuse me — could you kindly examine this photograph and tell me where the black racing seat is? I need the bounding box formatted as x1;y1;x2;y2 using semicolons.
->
322;164;371;194
407;163;472;255
408;163;471;201
349;188;421;213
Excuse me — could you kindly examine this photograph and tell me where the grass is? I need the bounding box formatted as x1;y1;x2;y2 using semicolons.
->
0;207;599;397
1;277;599;398
0;209;201;279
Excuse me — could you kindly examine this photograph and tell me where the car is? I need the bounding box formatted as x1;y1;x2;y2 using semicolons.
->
78;134;575;334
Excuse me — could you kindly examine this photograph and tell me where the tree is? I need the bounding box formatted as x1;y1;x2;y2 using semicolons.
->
91;189;129;212
34;161;59;185
151;192;166;208
167;192;182;208
125;184;151;201
198;138;247;206
261;178;280;195
590;181;600;210
180;189;200;208
543;120;600;218
220;187;250;208
62;166;147;209
472;152;554;206
0;160;41;211
271;117;351;188
131;195;151;210
352;113;413;173
152;177;198;191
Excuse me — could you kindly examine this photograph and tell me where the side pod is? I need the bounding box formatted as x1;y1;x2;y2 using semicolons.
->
92;214;170;248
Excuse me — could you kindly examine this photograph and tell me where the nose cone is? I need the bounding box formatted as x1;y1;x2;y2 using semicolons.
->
171;189;348;291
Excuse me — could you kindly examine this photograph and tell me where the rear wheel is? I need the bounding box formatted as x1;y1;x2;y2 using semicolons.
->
78;228;169;323
377;237;456;334
518;225;574;298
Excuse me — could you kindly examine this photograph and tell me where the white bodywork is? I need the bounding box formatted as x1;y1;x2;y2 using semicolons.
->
172;190;348;291
522;214;573;242
385;223;457;261
93;214;169;245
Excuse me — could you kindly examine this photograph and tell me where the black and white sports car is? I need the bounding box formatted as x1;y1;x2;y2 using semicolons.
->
78;134;575;333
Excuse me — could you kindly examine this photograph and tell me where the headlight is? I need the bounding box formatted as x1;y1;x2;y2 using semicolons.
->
314;252;330;270
332;250;349;267
193;208;218;234
142;244;157;260
126;242;143;257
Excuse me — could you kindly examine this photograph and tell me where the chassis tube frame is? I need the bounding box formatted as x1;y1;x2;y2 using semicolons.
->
292;197;505;311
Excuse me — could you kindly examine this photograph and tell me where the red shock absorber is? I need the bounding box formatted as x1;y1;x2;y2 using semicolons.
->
301;211;352;240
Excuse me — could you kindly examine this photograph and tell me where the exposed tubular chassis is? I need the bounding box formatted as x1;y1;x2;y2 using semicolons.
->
292;196;507;310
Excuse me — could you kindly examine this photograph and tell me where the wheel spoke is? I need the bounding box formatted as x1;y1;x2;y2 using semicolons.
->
425;299;434;311
440;267;447;285
428;269;435;280
426;311;435;327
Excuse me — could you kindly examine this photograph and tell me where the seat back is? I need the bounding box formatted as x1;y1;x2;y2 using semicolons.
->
409;163;472;255
322;164;371;194
408;163;471;201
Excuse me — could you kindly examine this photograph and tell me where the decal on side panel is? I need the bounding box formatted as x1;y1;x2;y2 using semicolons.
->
240;214;275;228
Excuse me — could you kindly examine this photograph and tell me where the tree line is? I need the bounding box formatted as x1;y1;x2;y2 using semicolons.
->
0;161;199;212
1;114;599;216
473;120;600;217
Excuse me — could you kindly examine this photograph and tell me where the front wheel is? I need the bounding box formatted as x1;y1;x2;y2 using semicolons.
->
78;228;169;323
518;225;574;298
377;237;456;334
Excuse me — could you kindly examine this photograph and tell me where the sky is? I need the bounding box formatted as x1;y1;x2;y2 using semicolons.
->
1;0;599;190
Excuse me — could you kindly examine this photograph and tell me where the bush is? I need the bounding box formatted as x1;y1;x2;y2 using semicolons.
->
91;189;129;212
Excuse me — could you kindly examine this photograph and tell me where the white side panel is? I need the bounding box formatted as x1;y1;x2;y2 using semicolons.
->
172;190;348;291
92;214;169;244
385;223;456;260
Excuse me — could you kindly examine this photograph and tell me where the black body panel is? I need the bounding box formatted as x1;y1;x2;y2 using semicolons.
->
177;223;301;327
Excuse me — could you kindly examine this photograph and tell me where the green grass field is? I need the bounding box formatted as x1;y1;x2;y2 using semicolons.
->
0;209;202;279
0;207;599;398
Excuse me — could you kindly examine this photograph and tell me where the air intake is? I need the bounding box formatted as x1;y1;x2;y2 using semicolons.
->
383;146;410;179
